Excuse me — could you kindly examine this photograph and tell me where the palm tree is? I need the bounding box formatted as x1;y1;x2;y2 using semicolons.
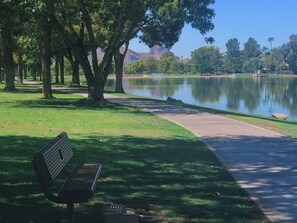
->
268;37;274;50
262;47;269;70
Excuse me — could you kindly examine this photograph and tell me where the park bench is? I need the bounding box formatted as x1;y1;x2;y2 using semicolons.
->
32;132;102;223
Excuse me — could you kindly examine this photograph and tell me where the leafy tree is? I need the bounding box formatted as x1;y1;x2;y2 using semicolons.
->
114;0;216;93
124;59;145;74
169;60;185;74
191;46;222;74
184;60;196;74
285;34;297;74
144;57;158;74
224;38;242;73
204;36;215;44
158;52;176;74
267;46;287;73
242;37;261;60
242;58;263;73
0;0;51;96
47;0;215;101
0;0;43;91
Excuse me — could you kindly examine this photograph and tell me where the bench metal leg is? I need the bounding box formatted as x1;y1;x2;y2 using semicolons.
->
67;203;74;223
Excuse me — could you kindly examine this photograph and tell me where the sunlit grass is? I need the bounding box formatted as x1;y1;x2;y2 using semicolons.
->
0;83;268;222
224;114;297;139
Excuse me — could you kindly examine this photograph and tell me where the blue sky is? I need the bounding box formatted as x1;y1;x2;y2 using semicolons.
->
129;0;297;58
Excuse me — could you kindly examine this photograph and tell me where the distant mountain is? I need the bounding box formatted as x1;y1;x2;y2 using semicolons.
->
96;45;181;65
125;45;170;64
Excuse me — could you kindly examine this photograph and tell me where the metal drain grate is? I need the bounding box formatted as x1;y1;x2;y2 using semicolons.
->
103;205;139;223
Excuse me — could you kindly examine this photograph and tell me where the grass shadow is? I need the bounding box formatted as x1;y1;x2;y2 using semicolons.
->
0;134;268;223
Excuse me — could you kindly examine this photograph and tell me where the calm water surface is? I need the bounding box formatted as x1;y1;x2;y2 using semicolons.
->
106;77;297;121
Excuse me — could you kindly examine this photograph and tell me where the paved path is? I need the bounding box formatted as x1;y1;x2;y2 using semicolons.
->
104;94;297;223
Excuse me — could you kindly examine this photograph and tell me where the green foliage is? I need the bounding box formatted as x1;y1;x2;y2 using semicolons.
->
140;0;215;48
267;46;288;73
124;59;145;74
285;34;297;74
144;57;158;74
242;57;263;73
157;52;176;74
191;46;222;74
181;0;215;34
169;59;185;74
124;54;187;75
204;36;215;44
242;37;261;60
224;38;242;73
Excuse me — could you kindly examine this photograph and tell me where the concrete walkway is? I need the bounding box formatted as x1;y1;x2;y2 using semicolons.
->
103;94;297;223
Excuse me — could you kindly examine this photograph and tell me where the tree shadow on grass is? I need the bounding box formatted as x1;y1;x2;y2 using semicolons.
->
0;134;268;223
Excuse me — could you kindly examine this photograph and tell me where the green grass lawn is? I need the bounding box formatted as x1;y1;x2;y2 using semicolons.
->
0;83;269;223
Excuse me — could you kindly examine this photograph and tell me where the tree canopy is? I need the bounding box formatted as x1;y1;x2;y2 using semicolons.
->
242;37;261;60
191;46;222;74
42;0;215;101
224;38;242;73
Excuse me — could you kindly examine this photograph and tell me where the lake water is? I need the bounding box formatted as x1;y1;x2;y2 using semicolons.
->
106;77;297;121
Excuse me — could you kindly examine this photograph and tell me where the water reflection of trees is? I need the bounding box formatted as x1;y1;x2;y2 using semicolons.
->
265;78;297;116
128;78;184;98
188;78;262;112
225;79;242;110
187;78;223;103
126;77;297;118
189;77;296;115
241;79;262;112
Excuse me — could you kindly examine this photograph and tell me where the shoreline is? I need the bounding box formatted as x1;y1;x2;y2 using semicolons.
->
118;74;297;79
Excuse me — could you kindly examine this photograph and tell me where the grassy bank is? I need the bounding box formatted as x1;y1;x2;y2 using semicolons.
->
0;83;269;222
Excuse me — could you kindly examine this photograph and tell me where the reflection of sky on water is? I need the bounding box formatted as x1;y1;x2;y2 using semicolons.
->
106;77;297;121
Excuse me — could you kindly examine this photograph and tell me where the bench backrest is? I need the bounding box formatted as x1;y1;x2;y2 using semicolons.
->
32;132;73;190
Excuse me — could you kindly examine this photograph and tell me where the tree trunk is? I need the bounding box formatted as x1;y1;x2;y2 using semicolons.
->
92;47;115;101
59;53;64;84
71;59;80;86
17;54;23;84
24;63;28;79
0;70;4;82
114;43;129;93
55;54;59;84
47;1;116;101
114;51;125;93
0;48;3;82
33;67;37;81
41;11;53;98
1;22;16;91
